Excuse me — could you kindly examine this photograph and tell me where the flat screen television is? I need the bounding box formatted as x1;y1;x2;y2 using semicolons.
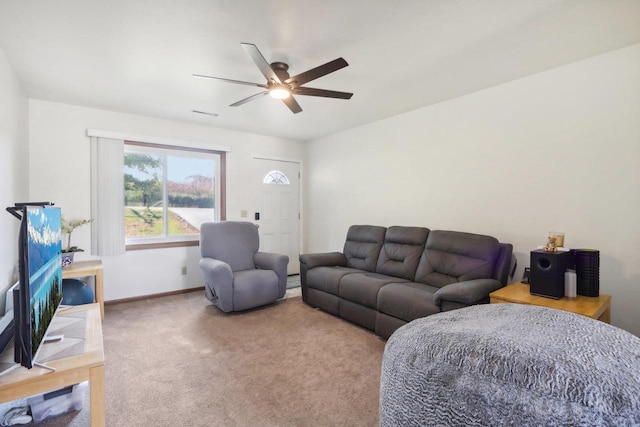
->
9;203;63;369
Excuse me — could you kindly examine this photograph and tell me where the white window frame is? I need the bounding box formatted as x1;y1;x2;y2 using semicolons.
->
124;141;226;250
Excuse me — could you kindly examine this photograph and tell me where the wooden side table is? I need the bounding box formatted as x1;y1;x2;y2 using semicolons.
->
490;282;611;323
62;260;104;320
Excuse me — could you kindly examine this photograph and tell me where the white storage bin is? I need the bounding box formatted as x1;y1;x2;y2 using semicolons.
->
27;381;86;423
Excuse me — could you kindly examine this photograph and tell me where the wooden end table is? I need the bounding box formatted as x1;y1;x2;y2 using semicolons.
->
63;260;104;320
490;282;611;323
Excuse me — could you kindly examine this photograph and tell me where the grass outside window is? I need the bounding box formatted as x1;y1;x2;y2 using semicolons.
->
124;207;199;237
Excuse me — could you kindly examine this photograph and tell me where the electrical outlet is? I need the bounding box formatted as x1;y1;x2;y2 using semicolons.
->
241;210;248;218
181;266;187;275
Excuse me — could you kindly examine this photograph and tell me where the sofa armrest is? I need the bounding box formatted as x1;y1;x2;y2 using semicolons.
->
199;257;234;311
199;257;233;282
433;279;504;306
494;243;514;284
299;252;347;269
255;252;289;298
254;251;289;272
299;252;347;304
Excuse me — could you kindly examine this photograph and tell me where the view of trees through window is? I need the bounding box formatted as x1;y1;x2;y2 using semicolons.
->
124;148;216;239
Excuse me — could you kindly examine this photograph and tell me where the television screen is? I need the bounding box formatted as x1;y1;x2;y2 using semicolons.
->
14;205;63;368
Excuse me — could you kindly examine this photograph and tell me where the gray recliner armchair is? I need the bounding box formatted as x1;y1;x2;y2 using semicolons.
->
199;221;289;312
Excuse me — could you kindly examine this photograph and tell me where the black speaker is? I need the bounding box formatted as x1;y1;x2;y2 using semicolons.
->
575;249;600;296
530;250;571;299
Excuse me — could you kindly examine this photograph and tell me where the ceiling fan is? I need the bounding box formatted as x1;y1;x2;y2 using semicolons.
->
194;43;353;114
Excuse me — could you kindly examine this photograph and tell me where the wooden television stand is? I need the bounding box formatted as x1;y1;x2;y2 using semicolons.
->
0;303;105;426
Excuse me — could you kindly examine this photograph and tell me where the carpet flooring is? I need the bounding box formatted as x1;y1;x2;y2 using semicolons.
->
104;291;385;426
13;290;386;426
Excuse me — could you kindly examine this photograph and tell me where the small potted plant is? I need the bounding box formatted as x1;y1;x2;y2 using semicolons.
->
61;217;92;267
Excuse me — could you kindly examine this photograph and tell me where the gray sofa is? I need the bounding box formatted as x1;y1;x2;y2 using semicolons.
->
299;225;513;339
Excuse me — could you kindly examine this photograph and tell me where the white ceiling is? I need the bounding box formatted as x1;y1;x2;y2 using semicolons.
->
1;1;639;141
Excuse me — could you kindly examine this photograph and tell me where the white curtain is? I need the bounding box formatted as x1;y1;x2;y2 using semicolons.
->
90;137;125;256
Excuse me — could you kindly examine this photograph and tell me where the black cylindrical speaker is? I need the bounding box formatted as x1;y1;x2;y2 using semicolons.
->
575;249;599;297
530;249;571;299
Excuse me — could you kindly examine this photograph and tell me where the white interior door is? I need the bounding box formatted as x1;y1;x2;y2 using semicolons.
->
253;158;300;275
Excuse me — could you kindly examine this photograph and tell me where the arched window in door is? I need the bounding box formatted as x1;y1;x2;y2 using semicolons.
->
263;170;290;185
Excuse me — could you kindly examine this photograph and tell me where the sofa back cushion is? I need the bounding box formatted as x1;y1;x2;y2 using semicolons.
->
343;225;387;272
376;226;430;281
415;230;500;287
200;221;258;271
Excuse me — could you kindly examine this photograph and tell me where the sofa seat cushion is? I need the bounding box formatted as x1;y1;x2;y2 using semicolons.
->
377;282;440;322
307;266;361;295
233;269;279;311
339;272;408;309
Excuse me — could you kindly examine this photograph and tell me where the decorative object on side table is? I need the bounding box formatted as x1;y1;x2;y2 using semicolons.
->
61;216;92;266
543;235;557;252
61;278;95;305
543;231;565;252
549;231;565;248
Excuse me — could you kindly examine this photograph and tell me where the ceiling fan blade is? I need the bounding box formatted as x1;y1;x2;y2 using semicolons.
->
241;42;281;84
293;87;353;100
193;74;267;88
230;91;269;107
282;96;302;114
285;58;348;86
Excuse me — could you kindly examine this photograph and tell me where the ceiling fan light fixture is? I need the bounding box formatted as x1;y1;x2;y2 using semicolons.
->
195;43;351;114
269;87;290;99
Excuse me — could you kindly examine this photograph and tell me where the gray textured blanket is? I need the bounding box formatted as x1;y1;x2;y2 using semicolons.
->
380;303;640;426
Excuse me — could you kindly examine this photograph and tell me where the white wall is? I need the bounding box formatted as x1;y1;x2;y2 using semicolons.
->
305;44;640;336
0;49;29;314
29;101;304;301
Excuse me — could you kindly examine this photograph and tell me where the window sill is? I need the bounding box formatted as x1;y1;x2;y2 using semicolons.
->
126;240;199;251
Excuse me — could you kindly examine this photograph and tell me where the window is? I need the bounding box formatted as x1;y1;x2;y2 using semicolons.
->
263;170;290;184
123;141;225;249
